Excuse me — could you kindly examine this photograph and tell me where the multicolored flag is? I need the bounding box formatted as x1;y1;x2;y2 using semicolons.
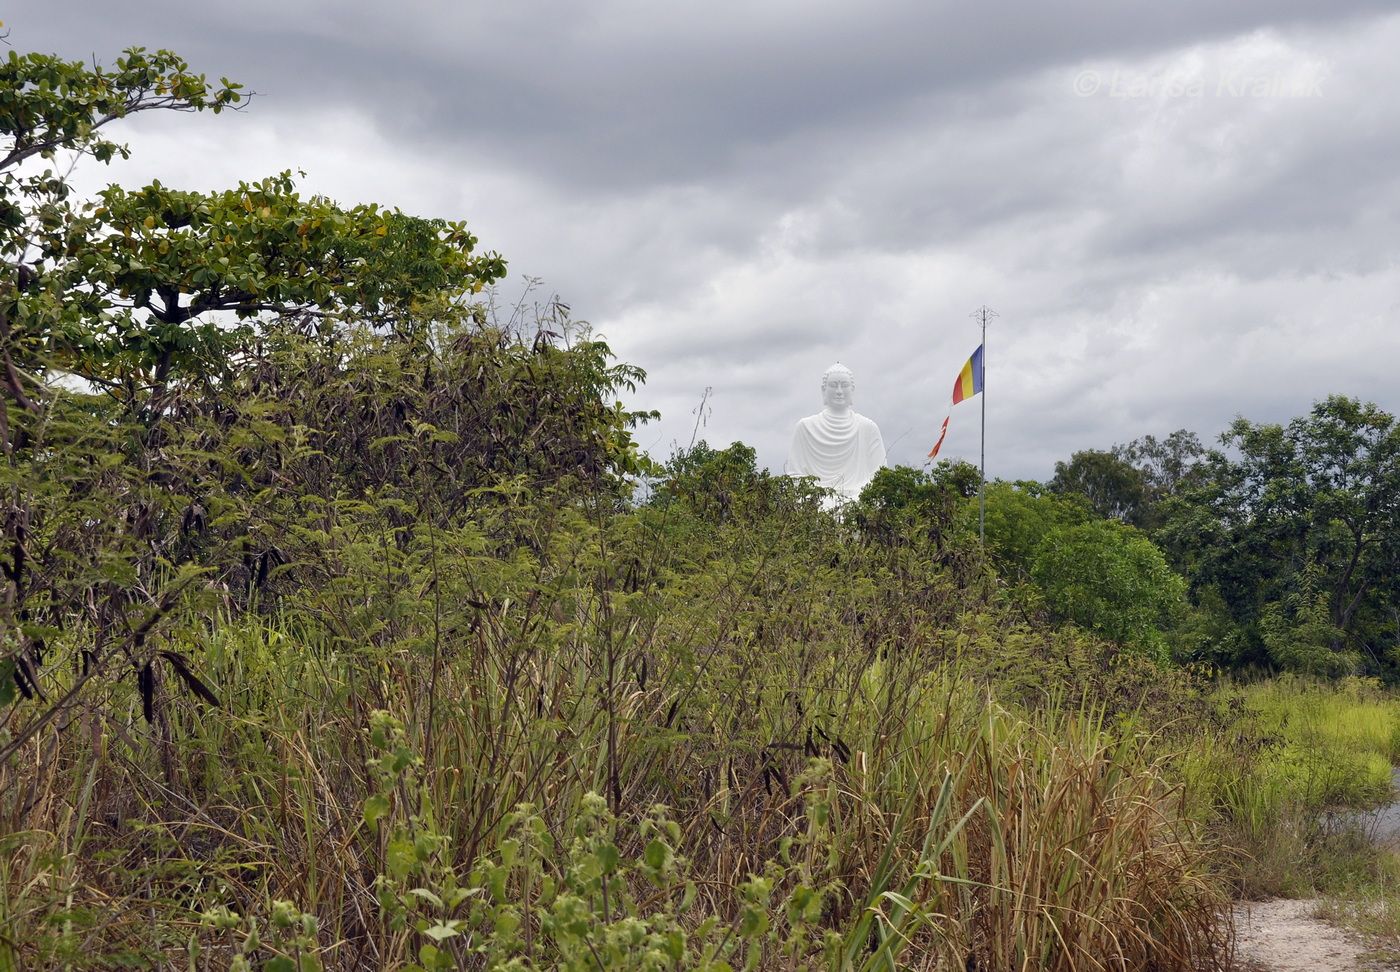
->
928;344;985;460
951;345;984;405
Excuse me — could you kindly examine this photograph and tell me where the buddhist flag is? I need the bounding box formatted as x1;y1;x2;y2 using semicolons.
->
951;345;984;405
928;414;951;460
928;344;985;460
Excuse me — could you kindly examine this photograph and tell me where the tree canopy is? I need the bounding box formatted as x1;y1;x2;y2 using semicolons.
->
1159;396;1400;672
0;46;644;720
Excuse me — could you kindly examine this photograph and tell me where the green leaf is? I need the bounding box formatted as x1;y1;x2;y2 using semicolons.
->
387;836;416;881
406;887;443;909
362;794;389;828
420;922;460;942
644;838;670;871
737;906;767;938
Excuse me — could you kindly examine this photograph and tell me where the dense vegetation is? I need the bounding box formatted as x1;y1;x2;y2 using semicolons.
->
1047;407;1400;676
2;45;1398;971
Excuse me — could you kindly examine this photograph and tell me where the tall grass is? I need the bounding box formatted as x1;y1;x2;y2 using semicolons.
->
0;490;1237;968
839;678;1227;969
1184;675;1400;899
1238;675;1400;808
0;615;1232;968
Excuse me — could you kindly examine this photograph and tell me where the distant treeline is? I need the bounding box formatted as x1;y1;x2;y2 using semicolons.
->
890;397;1399;677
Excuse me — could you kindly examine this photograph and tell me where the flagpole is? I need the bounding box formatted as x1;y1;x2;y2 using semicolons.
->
972;306;997;548
980;313;985;547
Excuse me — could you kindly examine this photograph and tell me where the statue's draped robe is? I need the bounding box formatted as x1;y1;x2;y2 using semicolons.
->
786;409;887;501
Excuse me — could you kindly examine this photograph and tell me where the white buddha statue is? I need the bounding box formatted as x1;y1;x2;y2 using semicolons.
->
786;363;886;501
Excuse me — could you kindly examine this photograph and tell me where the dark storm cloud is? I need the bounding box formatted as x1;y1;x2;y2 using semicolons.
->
15;0;1399;189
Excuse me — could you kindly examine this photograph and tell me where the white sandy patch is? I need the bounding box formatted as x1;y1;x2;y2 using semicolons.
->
1233;898;1387;971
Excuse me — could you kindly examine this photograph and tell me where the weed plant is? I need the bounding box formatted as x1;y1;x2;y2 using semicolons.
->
0;451;1233;969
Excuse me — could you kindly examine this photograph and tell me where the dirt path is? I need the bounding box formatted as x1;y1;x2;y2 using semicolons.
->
1233;899;1399;971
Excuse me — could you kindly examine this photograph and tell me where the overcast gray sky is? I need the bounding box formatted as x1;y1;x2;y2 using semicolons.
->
15;2;1400;478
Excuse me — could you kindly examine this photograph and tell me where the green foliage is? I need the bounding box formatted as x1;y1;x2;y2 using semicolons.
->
1;46;243;253
1032;519;1185;657
1259;570;1354;676
200;900;324;972
1049;430;1204;530
1050;448;1149;524
1162;585;1249;668
1159;396;1400;675
2;47;247;403
652;439;822;523
11;164;507;426
963;480;1187;660
57;171;504;384
978;479;1090;579
1184;676;1400;898
852;461;979;551
1120;429;1206;500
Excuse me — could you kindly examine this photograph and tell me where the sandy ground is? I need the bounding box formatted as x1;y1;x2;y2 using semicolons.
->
1233;899;1400;971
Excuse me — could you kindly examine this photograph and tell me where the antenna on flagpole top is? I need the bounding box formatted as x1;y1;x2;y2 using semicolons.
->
971;306;997;547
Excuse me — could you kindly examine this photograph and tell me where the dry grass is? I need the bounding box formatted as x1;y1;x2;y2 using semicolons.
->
0;474;1242;969
0;605;1232;969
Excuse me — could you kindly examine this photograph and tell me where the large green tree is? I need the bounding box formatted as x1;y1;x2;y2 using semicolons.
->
1120;429;1205;498
1160;396;1400;673
3;49;243;397
3;48;505;415
1050;430;1204;530
1050;449;1148;525
0;44;598;736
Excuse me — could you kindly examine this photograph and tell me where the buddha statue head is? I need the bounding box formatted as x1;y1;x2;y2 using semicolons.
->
821;363;855;414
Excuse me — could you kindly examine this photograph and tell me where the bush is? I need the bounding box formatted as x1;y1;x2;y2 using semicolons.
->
1031;519;1186;658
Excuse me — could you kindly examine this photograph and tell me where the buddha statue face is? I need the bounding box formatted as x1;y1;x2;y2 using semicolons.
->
821;365;855;413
